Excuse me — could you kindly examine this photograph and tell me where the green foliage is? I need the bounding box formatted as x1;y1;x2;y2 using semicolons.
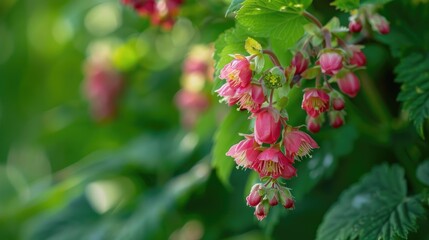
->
395;53;429;138
226;0;244;16
236;0;309;48
417;160;429;186
212;109;250;187
330;0;360;11
317;165;427;240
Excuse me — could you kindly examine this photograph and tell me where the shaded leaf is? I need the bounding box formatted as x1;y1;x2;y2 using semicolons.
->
330;0;360;11
417;160;429;186
317;164;427;240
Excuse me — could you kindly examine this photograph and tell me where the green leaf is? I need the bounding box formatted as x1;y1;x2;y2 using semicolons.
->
236;0;309;49
330;0;360;11
417;160;429;186
317;164;427;240
212;109;250;187
395;53;429;138
226;0;244;16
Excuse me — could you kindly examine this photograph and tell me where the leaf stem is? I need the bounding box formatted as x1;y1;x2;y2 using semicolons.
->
262;49;282;67
302;11;323;29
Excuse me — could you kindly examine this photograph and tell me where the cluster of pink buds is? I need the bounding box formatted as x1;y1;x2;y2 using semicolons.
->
122;0;183;30
175;45;214;129
348;6;390;35
217;38;319;220
83;51;124;122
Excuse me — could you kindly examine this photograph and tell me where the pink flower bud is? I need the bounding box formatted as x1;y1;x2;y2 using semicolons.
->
319;51;343;75
291;52;309;75
283;126;319;159
284;198;295;209
220;55;252;89
349;20;362;33
254;108;282;144
329;111;345;128
268;193;279;206
337;72;360;98
349;50;366;67
306;115;324;133
301;88;330;118
332;97;345;111
279;187;294;209
246;184;263;207
254;202;269;221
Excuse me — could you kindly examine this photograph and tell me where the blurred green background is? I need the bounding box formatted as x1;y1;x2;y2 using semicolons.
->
0;0;428;239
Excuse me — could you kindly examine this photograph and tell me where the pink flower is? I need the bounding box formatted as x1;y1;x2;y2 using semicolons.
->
246;184;262;207
254;202;269;221
349;20;362;33
301;88;330;118
215;83;241;106
220;55;252;89
254;108;282;144
237;84;265;113
337;72;360;98
253;147;296;179
226;135;260;169
319;51;343;75
349;50;366;67
283;127;319;159
291;52;309;75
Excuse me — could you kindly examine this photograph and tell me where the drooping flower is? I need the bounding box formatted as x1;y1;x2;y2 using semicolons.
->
319;51;343;75
226;135;260;169
349;49;366;67
220;55;252;89
253;147;296;179
283;126;319;159
301;88;330;118
337;72;360;98
237;84;265;113
291;52;309;75
215;82;241;106
254;108;282;144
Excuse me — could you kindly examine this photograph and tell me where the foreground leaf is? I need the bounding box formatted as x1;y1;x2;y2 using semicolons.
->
236;0;309;48
317;164;427;240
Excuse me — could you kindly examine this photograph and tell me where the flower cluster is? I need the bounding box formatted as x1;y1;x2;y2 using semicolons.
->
175;45;214;129
83;49;124;122
122;0;183;30
216;8;390;220
217;38;319;220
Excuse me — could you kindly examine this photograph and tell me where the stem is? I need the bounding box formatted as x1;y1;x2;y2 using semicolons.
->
302;11;323;29
315;75;321;88
262;49;282;67
323;75;333;90
269;89;274;107
322;28;332;48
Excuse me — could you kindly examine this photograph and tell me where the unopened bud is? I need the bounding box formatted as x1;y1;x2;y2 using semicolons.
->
246;184;263;207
